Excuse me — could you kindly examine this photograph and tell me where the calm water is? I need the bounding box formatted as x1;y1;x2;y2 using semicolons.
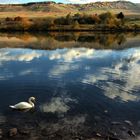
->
0;32;140;139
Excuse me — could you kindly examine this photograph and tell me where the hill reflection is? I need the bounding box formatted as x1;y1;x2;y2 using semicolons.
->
0;32;139;50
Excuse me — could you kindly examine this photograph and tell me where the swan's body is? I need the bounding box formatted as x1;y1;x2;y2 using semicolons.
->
9;97;35;110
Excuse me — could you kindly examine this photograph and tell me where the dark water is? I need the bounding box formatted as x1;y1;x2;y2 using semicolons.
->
0;32;140;139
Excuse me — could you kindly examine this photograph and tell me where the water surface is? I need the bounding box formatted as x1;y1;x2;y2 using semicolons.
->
0;32;140;139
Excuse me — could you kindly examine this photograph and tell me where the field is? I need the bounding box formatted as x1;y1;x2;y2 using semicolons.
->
0;9;140;19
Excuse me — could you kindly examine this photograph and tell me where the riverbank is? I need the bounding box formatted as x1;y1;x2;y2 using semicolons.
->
0;12;139;32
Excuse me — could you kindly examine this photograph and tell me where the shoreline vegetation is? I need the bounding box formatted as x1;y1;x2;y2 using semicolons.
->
0;12;140;32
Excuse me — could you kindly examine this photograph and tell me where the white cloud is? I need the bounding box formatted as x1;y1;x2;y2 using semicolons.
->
49;48;95;62
19;69;38;76
0;0;139;4
82;73;108;85
82;48;140;102
48;63;79;78
0;0;21;4
0;48;42;63
40;97;70;113
48;48;101;78
48;48;111;78
0;73;14;80
0;0;45;4
40;96;77;113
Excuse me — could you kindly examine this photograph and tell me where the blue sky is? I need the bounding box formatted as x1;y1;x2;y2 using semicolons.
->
0;0;139;4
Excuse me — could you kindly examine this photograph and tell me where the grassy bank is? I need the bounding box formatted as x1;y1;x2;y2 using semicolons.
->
0;12;140;32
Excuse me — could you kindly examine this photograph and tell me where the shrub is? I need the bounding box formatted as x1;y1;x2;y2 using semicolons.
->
72;20;80;29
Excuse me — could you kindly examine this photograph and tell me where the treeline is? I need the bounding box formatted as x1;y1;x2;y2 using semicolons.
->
55;12;124;26
0;12;140;31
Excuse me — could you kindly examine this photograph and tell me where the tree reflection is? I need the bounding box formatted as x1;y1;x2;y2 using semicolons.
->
0;32;139;50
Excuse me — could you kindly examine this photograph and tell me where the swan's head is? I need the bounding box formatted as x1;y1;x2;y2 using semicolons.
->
29;97;36;103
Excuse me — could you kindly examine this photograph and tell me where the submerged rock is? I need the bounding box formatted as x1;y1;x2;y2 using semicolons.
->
9;128;18;137
19;129;30;135
107;136;121;140
0;129;2;139
0;129;2;135
124;120;133;126
96;133;102;137
92;131;102;138
108;131;117;137
111;122;121;125
120;126;126;131
127;130;136;137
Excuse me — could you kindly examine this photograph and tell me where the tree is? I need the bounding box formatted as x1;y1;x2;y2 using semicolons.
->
14;16;23;21
66;13;73;25
5;17;13;22
117;12;124;20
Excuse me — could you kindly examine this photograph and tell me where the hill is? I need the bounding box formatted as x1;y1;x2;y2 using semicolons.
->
0;1;139;18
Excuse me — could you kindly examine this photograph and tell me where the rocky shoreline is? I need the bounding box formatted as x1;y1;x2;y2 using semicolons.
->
0;118;140;140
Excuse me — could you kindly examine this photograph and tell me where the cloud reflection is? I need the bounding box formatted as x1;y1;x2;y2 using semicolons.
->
40;96;77;114
48;48;111;78
1;47;140;102
48;63;79;78
0;48;42;63
19;69;38;76
49;48;95;62
82;48;140;102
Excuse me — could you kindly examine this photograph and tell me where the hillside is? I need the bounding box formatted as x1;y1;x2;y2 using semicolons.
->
0;1;139;17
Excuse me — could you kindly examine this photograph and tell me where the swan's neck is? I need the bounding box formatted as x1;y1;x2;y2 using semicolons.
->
28;99;34;107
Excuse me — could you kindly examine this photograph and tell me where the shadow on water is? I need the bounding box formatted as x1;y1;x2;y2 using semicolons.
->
0;32;140;139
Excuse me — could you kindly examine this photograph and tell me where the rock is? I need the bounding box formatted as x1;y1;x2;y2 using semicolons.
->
0;129;2;139
120;126;126;131
111;122;121;125
124;120;133;126
92;131;103;138
0;129;2;135
74;136;82;140
19;129;30;135
104;110;108;113
96;133;102;137
108;131;117;136
137;121;140;127
107;136;121;140
9;128;17;137
94;116;101;121
127;130;136;137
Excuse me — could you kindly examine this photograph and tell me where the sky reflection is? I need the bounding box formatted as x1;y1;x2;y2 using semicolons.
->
0;47;140;102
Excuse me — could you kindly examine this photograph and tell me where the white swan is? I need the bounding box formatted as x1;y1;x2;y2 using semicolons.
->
9;97;36;110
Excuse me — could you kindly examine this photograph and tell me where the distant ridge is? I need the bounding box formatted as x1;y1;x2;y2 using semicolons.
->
0;1;139;13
